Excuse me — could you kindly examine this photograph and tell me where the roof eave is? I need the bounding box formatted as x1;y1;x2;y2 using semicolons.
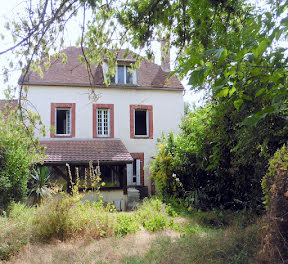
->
21;81;184;91
43;160;133;165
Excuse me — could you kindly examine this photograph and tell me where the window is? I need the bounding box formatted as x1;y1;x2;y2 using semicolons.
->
135;110;148;136
130;105;153;139
111;65;135;84
97;109;110;137
100;165;121;188
51;103;75;138
56;108;71;135
93;104;114;138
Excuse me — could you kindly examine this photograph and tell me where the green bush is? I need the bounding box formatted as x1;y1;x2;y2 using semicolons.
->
136;198;179;232
115;214;139;236
258;145;288;263
0;106;43;211
151;102;288;211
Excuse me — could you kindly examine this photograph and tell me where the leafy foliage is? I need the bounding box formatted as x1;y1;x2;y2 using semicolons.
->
151;102;288;210
29;166;52;205
0;104;43;211
258;145;288;263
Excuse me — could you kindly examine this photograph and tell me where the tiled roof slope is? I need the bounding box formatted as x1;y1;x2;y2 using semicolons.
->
40;139;133;164
20;47;184;90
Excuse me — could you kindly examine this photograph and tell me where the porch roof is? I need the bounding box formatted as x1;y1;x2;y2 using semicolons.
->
40;139;133;165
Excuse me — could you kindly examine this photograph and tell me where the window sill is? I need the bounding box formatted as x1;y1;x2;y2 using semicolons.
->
53;134;73;138
132;136;151;139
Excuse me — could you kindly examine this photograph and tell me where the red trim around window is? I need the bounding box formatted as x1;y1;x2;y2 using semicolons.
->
93;104;114;138
50;103;76;138
130;105;153;139
130;153;144;185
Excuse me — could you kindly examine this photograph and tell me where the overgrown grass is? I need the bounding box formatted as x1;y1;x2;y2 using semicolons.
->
123;210;260;264
0;196;177;261
0;197;261;263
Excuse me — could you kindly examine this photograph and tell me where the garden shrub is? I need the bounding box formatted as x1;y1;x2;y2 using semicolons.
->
33;194;116;240
151;102;288;211
136;198;178;232
258;145;288;263
115;213;139;236
0;105;43;211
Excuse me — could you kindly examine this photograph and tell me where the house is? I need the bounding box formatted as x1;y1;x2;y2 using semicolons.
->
20;45;184;210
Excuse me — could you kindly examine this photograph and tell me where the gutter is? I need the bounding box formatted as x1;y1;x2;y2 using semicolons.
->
19;82;184;91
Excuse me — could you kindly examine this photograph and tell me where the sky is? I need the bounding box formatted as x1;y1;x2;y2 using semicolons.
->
0;0;206;106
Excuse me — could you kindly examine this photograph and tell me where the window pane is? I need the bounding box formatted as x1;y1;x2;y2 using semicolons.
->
97;110;102;135
132;159;137;183
126;66;133;84
135;110;147;136
100;166;120;187
117;65;124;84
97;109;109;136
56;109;70;134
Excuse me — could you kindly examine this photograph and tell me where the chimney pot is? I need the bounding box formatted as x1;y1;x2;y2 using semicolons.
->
161;39;170;72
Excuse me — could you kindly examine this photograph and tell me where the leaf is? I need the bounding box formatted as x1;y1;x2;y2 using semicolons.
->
216;88;229;98
255;88;265;97
241;94;252;101
229;87;237;97
234;99;243;110
253;39;271;58
214;48;225;60
188;67;207;87
242;106;275;126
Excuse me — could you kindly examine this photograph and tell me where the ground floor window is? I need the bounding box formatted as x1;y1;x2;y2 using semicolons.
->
50;164;122;191
100;165;121;188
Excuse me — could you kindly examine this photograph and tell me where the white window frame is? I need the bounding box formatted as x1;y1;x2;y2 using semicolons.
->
134;109;149;137
113;65;136;84
97;108;110;137
55;107;71;136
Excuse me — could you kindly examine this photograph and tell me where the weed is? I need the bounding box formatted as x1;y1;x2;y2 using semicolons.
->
115;213;140;236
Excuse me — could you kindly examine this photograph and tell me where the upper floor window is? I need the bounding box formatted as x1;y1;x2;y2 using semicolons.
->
97;108;110;137
93;104;114;138
56;108;71;136
50;103;75;138
130;105;153;139
134;109;148;136
111;65;135;84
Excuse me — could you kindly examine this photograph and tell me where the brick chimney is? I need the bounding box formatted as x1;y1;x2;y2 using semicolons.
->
161;39;170;72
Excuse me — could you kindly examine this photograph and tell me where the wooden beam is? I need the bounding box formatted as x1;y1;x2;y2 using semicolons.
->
123;165;127;195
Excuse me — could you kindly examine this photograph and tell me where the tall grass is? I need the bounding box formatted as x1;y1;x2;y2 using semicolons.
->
123;211;260;264
0;197;177;261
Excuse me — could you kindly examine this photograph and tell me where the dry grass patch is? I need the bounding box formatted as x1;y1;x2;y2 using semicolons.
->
6;230;181;264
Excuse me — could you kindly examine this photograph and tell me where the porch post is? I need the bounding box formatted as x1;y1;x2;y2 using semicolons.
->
123;166;127;195
123;164;128;211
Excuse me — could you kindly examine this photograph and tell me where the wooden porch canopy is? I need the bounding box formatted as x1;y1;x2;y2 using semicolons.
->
40;139;133;165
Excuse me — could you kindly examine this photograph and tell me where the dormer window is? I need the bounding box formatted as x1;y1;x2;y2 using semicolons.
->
111;65;135;84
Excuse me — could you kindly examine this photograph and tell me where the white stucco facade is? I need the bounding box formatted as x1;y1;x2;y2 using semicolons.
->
26;85;184;190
